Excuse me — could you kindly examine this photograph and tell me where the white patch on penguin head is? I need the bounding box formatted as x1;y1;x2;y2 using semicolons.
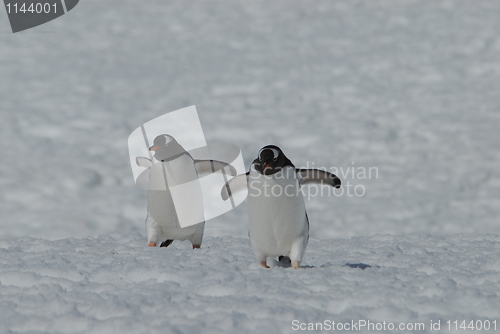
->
162;135;173;146
258;147;280;161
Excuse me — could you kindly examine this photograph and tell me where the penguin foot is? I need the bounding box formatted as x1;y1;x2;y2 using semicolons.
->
192;245;201;249
148;242;157;247
278;256;292;266
160;239;174;248
259;261;270;269
292;261;301;269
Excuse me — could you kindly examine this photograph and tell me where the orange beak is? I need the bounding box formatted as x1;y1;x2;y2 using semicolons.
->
149;146;160;151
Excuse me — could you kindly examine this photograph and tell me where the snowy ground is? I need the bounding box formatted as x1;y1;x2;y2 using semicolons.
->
2;233;500;334
1;0;500;333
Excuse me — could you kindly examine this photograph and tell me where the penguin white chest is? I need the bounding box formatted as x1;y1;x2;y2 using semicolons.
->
147;154;204;229
247;165;308;257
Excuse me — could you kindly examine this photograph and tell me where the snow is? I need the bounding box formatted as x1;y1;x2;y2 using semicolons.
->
1;233;500;333
1;0;500;332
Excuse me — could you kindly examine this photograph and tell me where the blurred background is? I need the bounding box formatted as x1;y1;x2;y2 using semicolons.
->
1;0;499;240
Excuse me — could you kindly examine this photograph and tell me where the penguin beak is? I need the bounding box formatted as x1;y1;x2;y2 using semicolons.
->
263;163;271;172
149;146;160;151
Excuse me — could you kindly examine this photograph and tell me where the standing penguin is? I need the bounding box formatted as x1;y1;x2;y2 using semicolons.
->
221;145;341;268
138;134;236;249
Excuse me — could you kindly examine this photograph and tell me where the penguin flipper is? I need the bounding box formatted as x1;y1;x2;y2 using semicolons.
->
136;156;153;168
221;173;249;201
296;168;341;188
194;160;237;176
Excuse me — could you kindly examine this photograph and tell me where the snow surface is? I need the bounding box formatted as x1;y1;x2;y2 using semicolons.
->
2;233;500;334
1;0;500;332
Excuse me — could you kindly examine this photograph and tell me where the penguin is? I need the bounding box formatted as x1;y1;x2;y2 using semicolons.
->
138;134;236;249
221;145;341;268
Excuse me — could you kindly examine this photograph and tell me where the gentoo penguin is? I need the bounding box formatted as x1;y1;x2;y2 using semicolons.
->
138;134;236;249
221;145;341;268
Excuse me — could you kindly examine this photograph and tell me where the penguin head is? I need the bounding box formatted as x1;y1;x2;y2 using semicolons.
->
149;134;186;161
254;145;294;175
